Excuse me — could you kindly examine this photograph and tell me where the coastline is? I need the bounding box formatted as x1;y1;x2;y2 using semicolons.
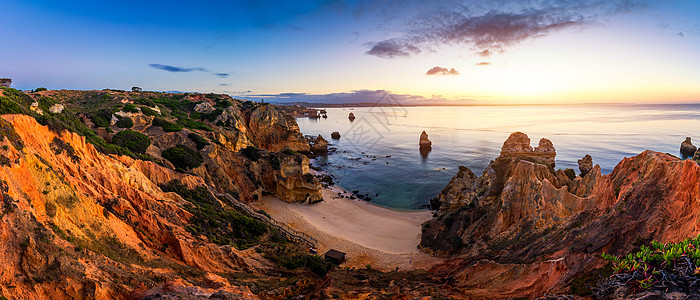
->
251;185;443;272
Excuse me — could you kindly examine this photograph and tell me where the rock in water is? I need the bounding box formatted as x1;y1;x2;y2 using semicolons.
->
499;132;556;167
348;112;356;120
419;131;432;148
311;135;328;154
680;137;696;158
578;154;593;177
331;131;341;139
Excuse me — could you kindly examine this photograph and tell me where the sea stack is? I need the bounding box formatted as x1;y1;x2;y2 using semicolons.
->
311;135;328;154
500;132;556;167
419;131;432;148
348;112;355;121
578;154;593;177
680;137;696;158
331;131;341;139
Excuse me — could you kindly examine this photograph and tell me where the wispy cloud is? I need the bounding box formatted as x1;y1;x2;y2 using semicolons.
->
149;64;231;78
475;62;491;66
149;64;207;72
426;66;459;76
365;1;645;59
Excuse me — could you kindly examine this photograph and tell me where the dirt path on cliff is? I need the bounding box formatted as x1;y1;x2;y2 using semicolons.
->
252;186;443;272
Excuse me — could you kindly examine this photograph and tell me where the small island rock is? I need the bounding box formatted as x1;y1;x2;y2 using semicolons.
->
331;131;341;139
680;137;697;158
311;135;328;154
578;154;593;177
419;131;432;148
348;112;356;120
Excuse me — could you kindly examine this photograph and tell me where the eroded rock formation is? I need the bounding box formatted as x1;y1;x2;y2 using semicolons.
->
680;137;696;157
348;112;355;120
310;135;328;155
499;132;556;167
419;131;432;148
578;154;593;177
422;131;700;298
330;131;340;140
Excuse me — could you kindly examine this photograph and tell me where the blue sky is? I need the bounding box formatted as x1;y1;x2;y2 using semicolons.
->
2;0;700;104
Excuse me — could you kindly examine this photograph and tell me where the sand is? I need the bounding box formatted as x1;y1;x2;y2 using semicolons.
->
251;186;443;271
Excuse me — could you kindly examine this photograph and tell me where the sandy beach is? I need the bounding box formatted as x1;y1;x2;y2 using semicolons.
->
251;185;443;271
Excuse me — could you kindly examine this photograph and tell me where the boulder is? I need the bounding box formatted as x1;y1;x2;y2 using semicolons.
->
578;154;593;177
348;112;356;120
311;135;328;154
680;137;696;158
419;131;432;148
49;104;64;114
194;102;215;113
331;131;341;140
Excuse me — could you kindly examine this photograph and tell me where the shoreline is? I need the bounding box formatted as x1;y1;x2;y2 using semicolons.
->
251;185;443;271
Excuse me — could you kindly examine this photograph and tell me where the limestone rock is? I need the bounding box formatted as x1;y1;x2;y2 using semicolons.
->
578;154;593;177
30;101;43;115
499;132;556;167
49;104;64;114
680;137;696;157
419;131;432;148
348;112;356;120
331;131;341;139
194;101;215;113
311;135;328;154
247;105;309;152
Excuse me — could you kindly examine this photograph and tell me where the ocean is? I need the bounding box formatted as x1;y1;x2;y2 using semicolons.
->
296;104;700;210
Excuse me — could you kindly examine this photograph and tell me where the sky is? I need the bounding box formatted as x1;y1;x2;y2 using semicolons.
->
1;0;699;104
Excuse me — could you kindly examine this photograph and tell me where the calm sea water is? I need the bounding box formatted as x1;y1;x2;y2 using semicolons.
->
296;104;700;210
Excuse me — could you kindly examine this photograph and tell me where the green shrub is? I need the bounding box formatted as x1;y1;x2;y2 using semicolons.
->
160;180;266;249
34;87;48;92
122;103;138;113
115;117;133;128
152;118;183;132
241;146;261;161
177;118;213;131
187;133;210;150
162;145;202;169
140;106;158;116
90;109;113;128
112;130;151;154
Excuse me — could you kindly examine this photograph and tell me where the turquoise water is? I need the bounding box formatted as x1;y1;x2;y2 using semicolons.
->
296;104;700;210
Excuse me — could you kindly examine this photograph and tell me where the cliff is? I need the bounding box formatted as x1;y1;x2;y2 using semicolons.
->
422;132;700;298
0;114;256;298
0;88;327;299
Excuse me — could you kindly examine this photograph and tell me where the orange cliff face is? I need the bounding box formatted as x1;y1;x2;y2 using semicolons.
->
0;114;257;299
422;132;700;298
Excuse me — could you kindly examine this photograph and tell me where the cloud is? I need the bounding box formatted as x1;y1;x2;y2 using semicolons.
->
365;1;644;59
245;89;476;105
149;64;207;72
477;49;492;57
365;40;420;58
676;32;684;38
426;66;459;76
149;64;231;78
475;62;491;66
219;83;230;86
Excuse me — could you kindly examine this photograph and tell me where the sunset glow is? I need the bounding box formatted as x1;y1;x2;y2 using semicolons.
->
2;0;699;104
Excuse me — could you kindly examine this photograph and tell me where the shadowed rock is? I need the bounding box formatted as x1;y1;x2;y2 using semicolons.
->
348;112;356;120
578;154;593;177
311;135;328;154
331;131;341;139
680;137;696;158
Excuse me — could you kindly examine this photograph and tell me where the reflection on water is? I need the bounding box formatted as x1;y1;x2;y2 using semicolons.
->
297;104;700;210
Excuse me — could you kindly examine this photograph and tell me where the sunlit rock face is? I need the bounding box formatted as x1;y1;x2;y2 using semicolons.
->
0;115;254;299
499;131;556;167
422;131;700;298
